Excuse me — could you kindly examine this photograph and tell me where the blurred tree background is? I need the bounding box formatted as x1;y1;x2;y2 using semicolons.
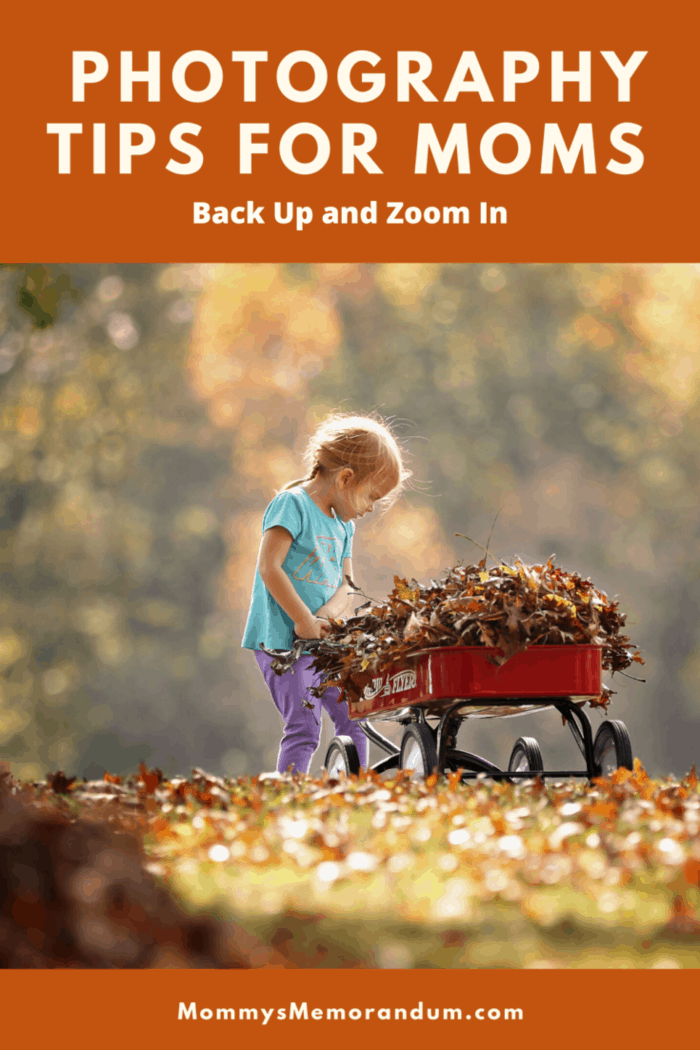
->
0;262;698;781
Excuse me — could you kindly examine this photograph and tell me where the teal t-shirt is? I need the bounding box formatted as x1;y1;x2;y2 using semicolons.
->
242;486;355;651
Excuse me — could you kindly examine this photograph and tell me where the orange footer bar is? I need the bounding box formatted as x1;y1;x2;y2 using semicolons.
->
2;968;691;1047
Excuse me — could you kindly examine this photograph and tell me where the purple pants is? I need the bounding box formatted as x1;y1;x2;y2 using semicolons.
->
254;650;368;774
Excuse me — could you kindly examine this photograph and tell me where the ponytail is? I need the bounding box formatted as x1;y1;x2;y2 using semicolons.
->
281;461;321;491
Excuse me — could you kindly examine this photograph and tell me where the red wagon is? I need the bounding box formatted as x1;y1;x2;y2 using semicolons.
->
324;644;633;781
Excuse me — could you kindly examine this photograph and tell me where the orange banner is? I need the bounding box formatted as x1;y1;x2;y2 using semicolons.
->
2;0;698;260
2;967;693;1046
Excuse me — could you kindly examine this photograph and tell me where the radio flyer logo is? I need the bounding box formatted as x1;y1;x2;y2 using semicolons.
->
363;670;418;701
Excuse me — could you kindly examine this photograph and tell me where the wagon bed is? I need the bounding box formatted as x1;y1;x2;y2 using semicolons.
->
325;643;633;782
348;644;602;720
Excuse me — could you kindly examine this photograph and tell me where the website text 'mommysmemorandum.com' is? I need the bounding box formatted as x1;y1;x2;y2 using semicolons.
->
178;1001;523;1024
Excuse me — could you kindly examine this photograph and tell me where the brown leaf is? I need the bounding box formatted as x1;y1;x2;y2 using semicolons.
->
138;761;161;795
394;575;419;604
404;611;427;640
47;770;76;795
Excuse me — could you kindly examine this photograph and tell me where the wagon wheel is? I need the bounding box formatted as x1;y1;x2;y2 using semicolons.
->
593;720;633;777
399;723;438;779
325;736;360;777
508;736;544;776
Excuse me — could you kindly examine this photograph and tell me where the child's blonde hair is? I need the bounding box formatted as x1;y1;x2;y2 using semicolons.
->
283;412;410;508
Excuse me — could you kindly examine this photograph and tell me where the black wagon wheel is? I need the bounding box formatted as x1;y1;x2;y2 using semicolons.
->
399;723;438;779
324;736;361;777
593;720;633;777
508;736;544;776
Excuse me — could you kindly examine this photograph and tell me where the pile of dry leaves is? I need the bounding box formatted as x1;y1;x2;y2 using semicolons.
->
270;556;643;703
0;763;284;968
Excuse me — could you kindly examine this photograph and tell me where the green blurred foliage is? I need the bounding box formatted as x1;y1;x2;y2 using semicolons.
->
0;264;243;780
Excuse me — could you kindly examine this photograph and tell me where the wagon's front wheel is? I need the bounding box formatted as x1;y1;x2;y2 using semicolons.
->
325;736;360;777
593;720;633;777
508;736;544;777
399;723;438;779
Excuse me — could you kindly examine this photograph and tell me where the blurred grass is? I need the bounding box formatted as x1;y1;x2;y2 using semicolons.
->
141;764;700;969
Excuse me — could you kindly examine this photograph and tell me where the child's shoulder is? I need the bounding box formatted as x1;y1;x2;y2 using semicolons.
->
267;486;304;508
261;486;306;526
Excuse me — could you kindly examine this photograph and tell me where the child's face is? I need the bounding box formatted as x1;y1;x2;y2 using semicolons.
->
334;472;396;522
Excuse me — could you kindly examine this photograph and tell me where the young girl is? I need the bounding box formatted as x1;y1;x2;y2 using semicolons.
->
242;413;409;774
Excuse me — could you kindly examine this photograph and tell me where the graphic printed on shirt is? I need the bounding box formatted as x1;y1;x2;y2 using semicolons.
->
293;535;342;588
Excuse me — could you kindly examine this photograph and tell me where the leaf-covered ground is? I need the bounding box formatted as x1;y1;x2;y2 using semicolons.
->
3;761;699;968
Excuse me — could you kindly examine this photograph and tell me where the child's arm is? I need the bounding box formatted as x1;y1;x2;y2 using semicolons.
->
314;558;355;621
258;526;330;640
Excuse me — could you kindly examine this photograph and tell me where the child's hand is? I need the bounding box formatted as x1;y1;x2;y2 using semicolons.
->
294;616;330;640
